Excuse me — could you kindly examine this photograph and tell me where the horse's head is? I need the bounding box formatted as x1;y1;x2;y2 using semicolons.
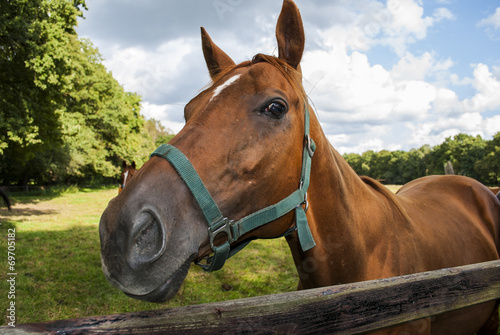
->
118;161;136;194
100;0;315;302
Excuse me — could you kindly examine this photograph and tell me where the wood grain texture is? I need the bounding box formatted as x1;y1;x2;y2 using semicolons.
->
4;260;499;335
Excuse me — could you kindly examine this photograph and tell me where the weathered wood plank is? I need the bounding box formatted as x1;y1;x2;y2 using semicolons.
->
3;260;500;335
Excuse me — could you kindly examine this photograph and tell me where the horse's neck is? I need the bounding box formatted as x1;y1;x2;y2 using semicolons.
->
288;125;402;288
309;127;383;222
309;140;387;235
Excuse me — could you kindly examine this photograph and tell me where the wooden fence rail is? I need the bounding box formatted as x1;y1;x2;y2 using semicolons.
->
3;260;500;335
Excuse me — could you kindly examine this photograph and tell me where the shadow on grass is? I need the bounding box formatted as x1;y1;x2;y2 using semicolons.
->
0;221;154;325
0;218;297;326
0;207;59;218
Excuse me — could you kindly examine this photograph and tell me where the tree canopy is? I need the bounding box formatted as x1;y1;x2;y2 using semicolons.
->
0;0;158;185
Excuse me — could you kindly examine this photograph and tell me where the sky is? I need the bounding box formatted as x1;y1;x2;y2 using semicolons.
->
77;0;500;154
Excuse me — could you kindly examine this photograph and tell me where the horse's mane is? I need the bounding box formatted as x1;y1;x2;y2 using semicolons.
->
360;176;411;224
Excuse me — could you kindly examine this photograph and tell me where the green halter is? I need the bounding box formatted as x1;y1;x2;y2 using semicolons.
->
151;105;316;272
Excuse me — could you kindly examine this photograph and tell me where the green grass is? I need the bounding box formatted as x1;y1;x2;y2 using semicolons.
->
0;187;298;325
1;186;498;333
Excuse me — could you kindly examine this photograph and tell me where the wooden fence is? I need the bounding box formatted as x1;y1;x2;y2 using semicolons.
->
3;260;500;334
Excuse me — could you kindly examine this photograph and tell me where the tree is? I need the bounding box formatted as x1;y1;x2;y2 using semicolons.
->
431;134;486;180
343;153;363;176
341;135;499;186
371;150;392;181
0;0;89;184
0;0;155;185
145;119;175;147
475;132;500;185
59;38;154;183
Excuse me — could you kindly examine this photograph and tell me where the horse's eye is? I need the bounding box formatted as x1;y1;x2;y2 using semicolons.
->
263;101;287;119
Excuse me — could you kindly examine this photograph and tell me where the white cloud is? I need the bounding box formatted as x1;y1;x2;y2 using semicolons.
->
478;7;500;40
103;38;201;104
461;63;500;113
493;65;500;79
370;0;433;55
484;115;500;137
391;51;454;81
77;1;499;155
387;0;433;39
406;112;483;148
478;7;500;29
141;102;185;134
406;63;500;149
433;8;455;22
432;87;460;115
332;133;399;155
304;50;499;153
303;48;437;123
357;0;454;57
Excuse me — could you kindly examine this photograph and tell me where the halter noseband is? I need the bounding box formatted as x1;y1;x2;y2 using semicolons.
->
151;104;316;272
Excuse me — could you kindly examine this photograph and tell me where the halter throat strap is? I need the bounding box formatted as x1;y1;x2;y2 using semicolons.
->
151;105;316;272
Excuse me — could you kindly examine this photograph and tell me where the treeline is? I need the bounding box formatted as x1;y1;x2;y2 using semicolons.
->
343;132;500;186
0;0;172;186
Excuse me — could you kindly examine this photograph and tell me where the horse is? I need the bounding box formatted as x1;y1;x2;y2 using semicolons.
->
118;161;136;194
0;188;11;211
99;1;500;333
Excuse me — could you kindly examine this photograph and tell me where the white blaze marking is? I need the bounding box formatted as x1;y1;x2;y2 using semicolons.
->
210;74;241;102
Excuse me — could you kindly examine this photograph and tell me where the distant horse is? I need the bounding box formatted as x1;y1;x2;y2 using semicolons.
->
100;1;500;334
118;161;136;194
0;188;11;211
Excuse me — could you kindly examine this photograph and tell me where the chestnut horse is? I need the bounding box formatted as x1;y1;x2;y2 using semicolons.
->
100;1;500;333
118;161;136;194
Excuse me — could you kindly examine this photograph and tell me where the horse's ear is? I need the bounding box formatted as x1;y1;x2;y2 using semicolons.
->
122;161;127;169
276;0;305;70
131;161;136;169
201;27;235;79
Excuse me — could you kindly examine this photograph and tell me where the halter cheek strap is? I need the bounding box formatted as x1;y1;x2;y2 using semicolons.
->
151;105;316;272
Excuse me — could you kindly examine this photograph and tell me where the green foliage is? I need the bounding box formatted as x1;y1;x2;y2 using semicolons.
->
475;132;500;185
0;0;156;186
343;133;500;186
145;119;176;147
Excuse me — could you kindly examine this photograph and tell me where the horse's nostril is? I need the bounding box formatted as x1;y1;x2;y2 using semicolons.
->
128;210;167;269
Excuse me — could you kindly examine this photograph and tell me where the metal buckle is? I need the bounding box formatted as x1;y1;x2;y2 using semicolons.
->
208;217;235;250
305;135;315;158
295;192;309;212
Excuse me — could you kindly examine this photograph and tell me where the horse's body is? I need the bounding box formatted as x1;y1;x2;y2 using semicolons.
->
118;161;136;194
100;1;500;333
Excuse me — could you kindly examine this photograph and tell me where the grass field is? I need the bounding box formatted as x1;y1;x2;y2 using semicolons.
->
0;187;298;326
1;185;499;333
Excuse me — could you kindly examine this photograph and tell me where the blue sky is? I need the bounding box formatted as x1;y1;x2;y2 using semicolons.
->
77;0;500;154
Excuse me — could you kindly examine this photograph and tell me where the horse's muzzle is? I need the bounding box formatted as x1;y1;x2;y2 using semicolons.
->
99;204;171;299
